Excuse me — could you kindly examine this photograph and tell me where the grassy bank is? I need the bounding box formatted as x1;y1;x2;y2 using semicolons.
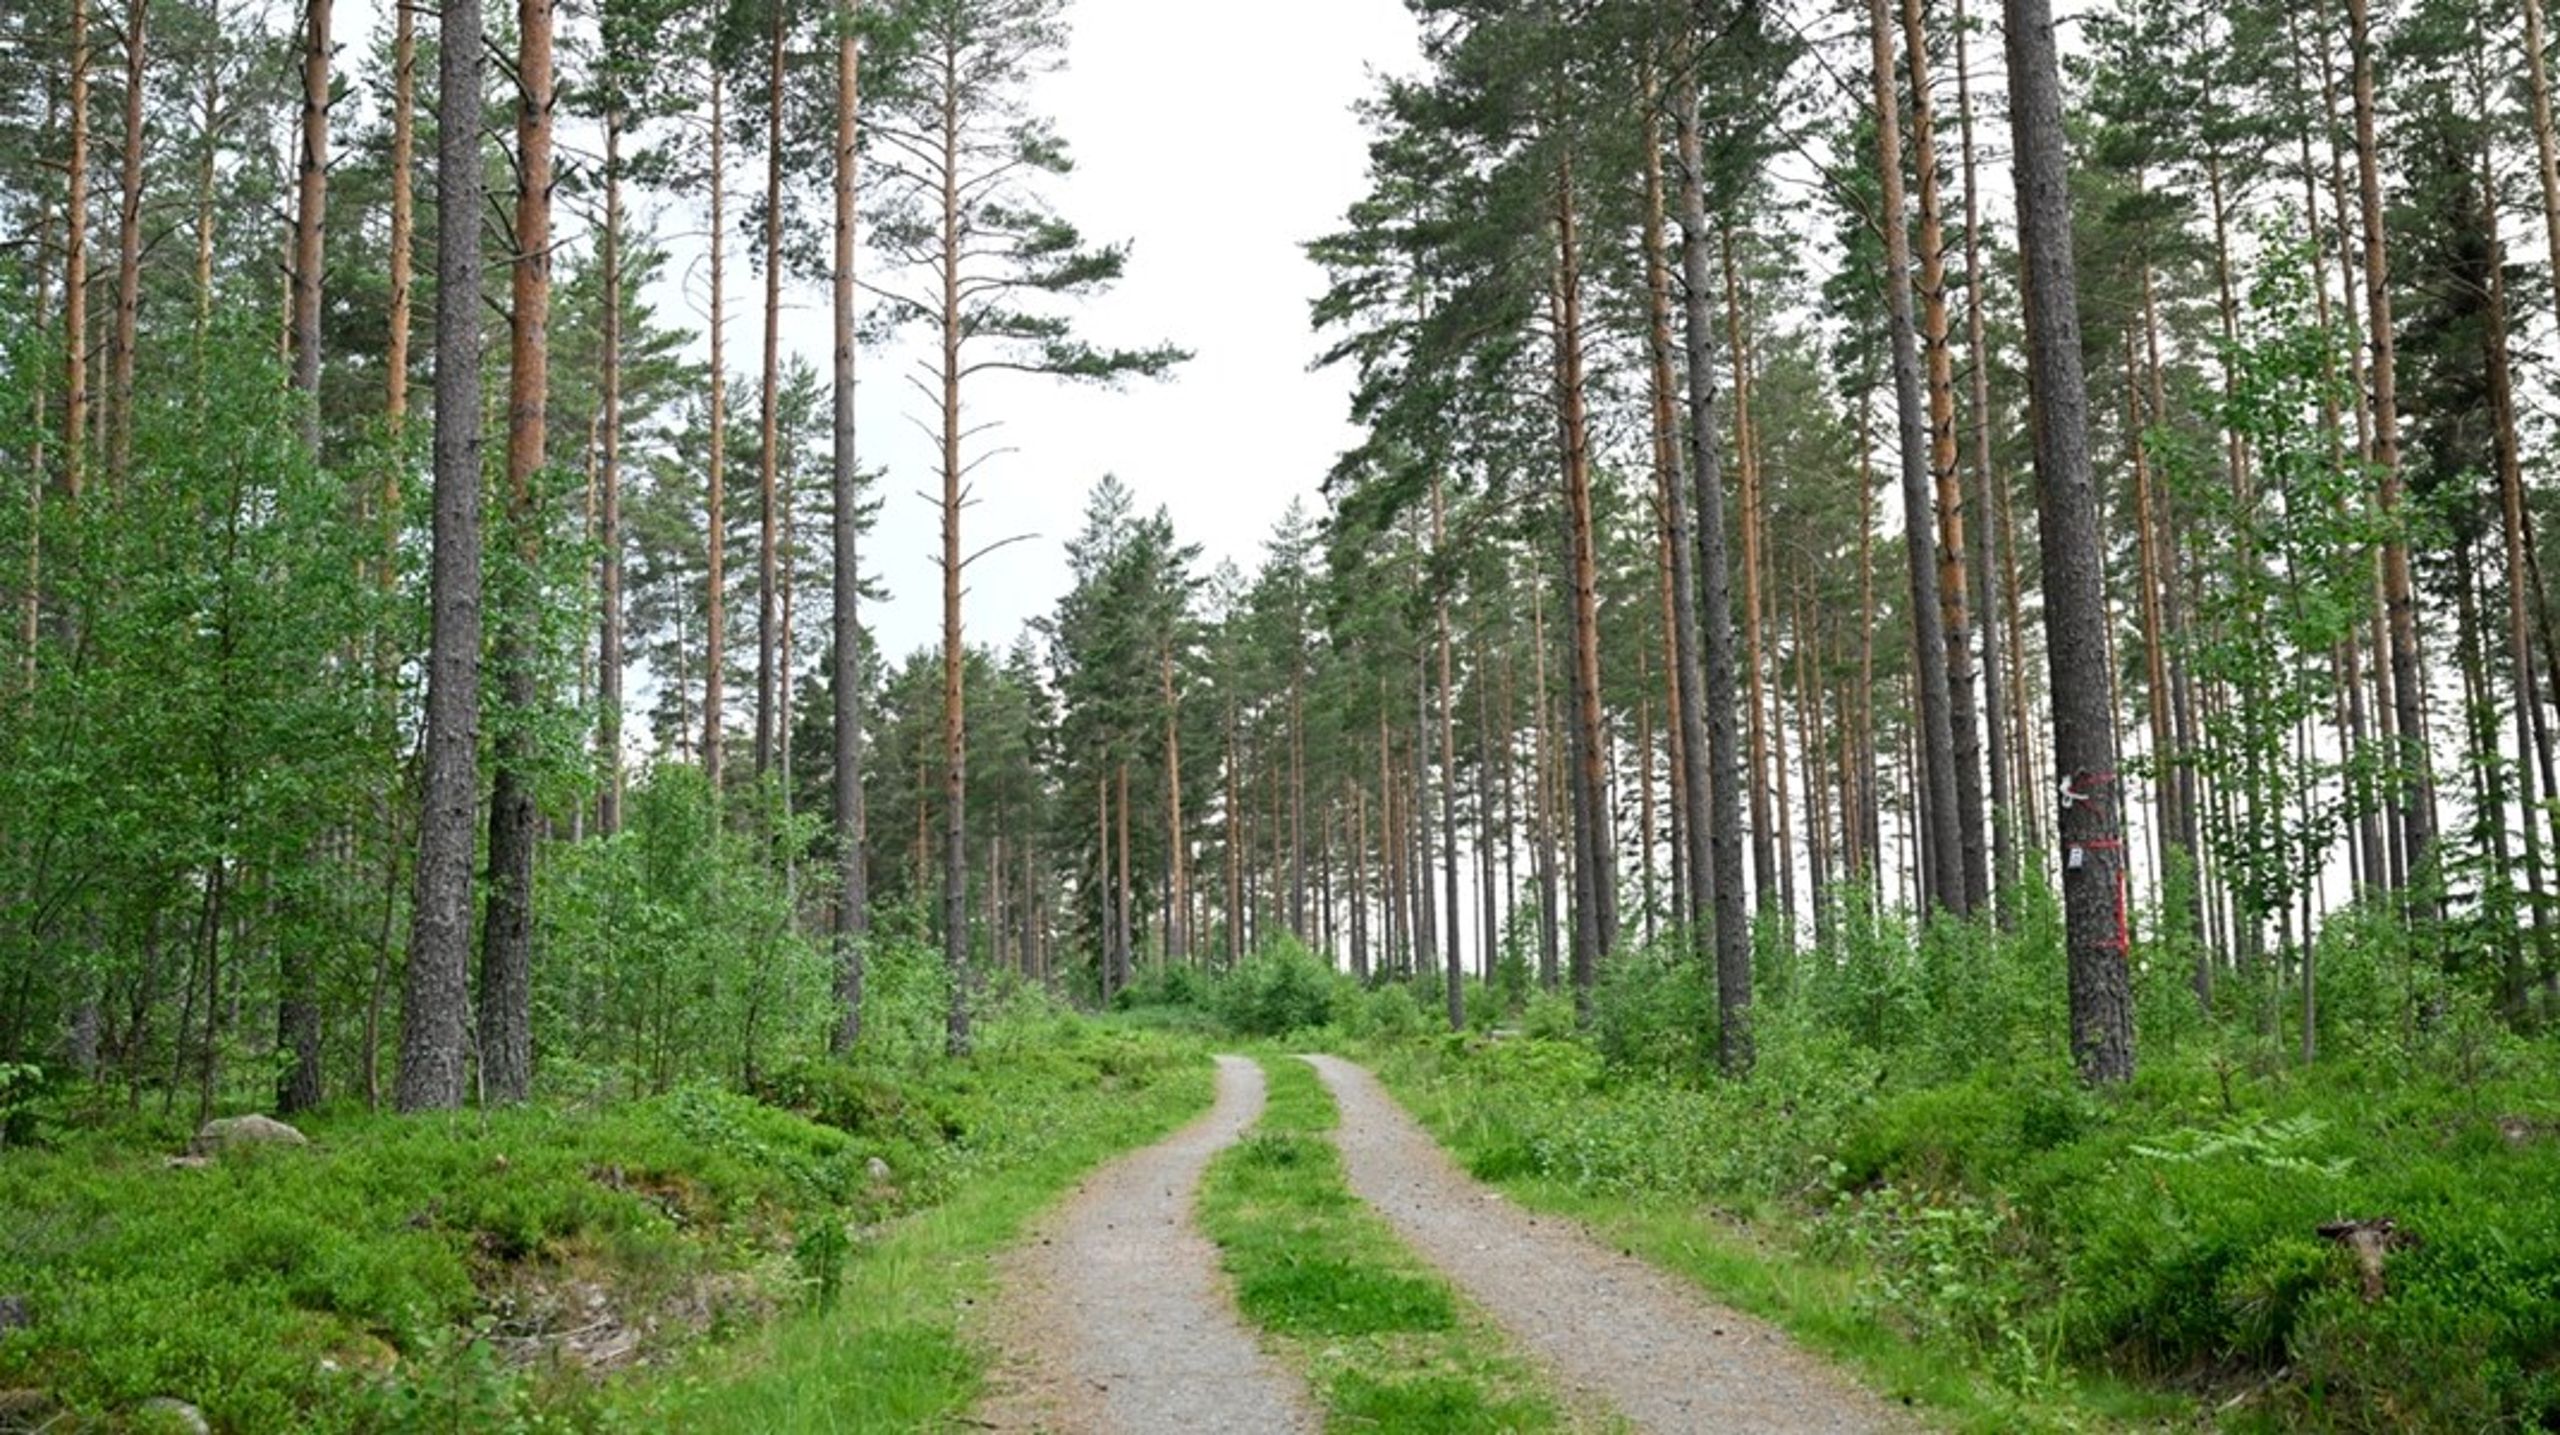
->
1196;1055;1578;1433
0;1013;1208;1432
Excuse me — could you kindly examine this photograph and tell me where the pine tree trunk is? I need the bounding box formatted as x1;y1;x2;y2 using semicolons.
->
706;71;730;796
1097;772;1115;997
64;0;91;502
829;1;865;1043
1163;644;1188;963
936;38;972;1056
755;0;785;778
2126;331;2189;998
2347;0;2438;910
1531;588;1561;988
1869;0;1966;917
480;0;554;1107
1953;0;2014;923
2484;193;2550;1010
598;114;627;836
1229;700;1245;969
1724;232;1778;914
1901;0;1990;914
1644;78;1715;949
1476;633;1498;981
386;2;414;432
1290;657;1306;938
1554;159;1615;992
2140;264;2209;961
398;0;487;1113
2005;0;2135;1084
104;0;145;482
1673;73;1752;1072
19;81;48;695
1857;412;1882;886
1115;759;1134;990
1638;673;1657;946
1350;784;1370;979
1432;479;1461;1026
287;0;328;456
1770;544;1797;922
2529;0;2560;356
272;0;327;1115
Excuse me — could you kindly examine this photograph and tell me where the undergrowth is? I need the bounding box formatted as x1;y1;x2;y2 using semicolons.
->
0;1002;1209;1432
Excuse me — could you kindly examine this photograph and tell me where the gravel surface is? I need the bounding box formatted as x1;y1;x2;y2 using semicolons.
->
1304;1054;1921;1434
972;1054;1316;1435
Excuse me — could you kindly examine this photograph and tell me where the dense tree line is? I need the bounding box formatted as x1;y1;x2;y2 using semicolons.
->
4;0;2559;1114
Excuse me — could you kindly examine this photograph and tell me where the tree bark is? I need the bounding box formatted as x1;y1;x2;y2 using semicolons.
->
2484;185;2548;1012
479;0;554;1107
105;0;146;482
2347;0;2438;911
1554;159;1615;999
387;0;415;432
288;0;328;455
1643;76;1713;946
2005;0;2135;1084
1433;476;1461;1027
1724;231;1778;914
597;113;627;835
1952;0;2014;922
755;0;785;778
1530;585;1561;988
705;70;730;796
1674;73;1751;1072
830;1;868;1048
1869;0;1966;917
1902;0;1990;913
398;0;487;1113
64;0;91;502
1163;644;1189;962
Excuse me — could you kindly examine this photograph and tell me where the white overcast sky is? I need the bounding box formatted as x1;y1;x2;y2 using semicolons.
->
763;0;1423;664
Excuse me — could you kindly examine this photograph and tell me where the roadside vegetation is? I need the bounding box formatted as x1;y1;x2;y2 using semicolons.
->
1125;905;2560;1434
0;942;1210;1432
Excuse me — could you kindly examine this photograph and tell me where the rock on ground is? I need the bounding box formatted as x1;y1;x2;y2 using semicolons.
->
188;1114;308;1157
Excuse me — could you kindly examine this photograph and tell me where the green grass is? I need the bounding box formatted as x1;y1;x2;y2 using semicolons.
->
612;1026;1215;1432
1198;1054;1589;1434
0;1015;1213;1432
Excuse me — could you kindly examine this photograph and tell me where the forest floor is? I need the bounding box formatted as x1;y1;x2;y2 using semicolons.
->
968;1051;1915;1435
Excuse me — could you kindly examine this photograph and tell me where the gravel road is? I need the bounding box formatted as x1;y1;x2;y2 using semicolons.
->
1303;1053;1920;1434
972;1054;1315;1435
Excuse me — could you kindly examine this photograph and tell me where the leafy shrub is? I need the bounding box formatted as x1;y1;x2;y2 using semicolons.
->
1215;942;1344;1037
1587;948;1714;1078
1341;981;1427;1042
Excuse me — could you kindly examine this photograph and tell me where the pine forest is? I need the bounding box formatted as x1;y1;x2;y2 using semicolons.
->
3;0;2560;1428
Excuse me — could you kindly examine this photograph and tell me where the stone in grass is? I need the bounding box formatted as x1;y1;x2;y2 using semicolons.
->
134;1397;210;1435
188;1114;308;1158
0;1294;28;1334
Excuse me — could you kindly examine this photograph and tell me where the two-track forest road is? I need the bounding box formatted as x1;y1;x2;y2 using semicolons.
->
972;1054;1316;1435
1304;1053;1916;1434
977;1050;1914;1434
